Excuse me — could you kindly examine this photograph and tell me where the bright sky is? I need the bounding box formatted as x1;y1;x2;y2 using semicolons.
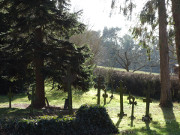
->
70;0;147;35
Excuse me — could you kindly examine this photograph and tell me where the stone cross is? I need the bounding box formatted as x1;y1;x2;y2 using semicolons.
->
142;83;152;121
117;81;127;118
94;75;105;105
62;68;76;114
103;88;108;105
8;87;13;108
130;117;134;127
127;94;137;120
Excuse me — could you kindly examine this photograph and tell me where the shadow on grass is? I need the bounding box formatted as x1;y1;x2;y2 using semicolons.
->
116;117;123;127
129;107;180;135
123;121;159;135
0;93;28;103
0;107;76;119
161;106;180;134
0;96;9;103
46;89;85;101
0;108;34;119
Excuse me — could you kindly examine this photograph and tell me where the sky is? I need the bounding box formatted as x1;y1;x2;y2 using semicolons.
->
70;0;147;35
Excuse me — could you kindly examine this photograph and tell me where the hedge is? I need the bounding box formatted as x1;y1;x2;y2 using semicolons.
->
94;67;180;101
0;105;118;135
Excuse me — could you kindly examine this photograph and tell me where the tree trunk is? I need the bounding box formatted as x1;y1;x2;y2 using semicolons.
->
33;28;45;109
172;0;180;79
158;0;172;107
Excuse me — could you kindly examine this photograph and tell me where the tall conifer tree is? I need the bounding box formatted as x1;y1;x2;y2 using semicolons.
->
0;0;93;108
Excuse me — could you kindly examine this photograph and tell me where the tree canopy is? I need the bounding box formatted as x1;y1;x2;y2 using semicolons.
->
0;0;93;108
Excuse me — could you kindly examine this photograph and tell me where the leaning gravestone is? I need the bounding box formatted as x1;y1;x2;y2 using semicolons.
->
117;81;127;118
142;83;152;122
127;93;137;120
94;75;105;105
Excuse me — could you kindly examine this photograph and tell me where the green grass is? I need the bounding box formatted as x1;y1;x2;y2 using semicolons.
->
1;88;180;135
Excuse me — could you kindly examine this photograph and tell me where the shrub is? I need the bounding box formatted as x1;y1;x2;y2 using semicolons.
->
0;105;118;135
94;67;180;101
0;117;75;135
75;104;119;135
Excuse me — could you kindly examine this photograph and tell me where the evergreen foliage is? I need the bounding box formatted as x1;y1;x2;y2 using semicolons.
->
0;0;93;106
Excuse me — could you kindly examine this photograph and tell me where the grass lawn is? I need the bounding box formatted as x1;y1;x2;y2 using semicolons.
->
97;66;160;75
0;87;180;135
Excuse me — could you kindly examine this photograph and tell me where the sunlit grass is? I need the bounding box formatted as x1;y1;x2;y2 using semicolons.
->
97;66;160;75
1;88;180;135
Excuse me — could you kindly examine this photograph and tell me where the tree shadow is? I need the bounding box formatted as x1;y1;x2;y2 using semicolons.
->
116;117;123;127
161;106;180;134
0;93;29;105
0;107;76;119
145;121;150;130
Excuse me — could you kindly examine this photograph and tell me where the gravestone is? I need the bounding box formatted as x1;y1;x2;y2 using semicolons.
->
142;83;152;122
62;68;76;114
117;81;127;118
127;94;137;120
103;88;108;105
130;117;134;127
7;87;13;108
64;98;69;109
94;75;105;105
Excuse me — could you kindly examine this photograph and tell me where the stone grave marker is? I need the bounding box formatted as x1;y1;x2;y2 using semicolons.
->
94;75;105;105
127;93;137;120
117;81;127;118
62;68;76;114
142;83;152;122
64;98;69;109
103;88;108;105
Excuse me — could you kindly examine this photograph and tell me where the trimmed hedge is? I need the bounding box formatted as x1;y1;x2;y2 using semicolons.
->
94;67;180;101
0;105;118;135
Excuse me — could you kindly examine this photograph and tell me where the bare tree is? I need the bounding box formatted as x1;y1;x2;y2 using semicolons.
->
116;34;150;72
70;29;102;65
